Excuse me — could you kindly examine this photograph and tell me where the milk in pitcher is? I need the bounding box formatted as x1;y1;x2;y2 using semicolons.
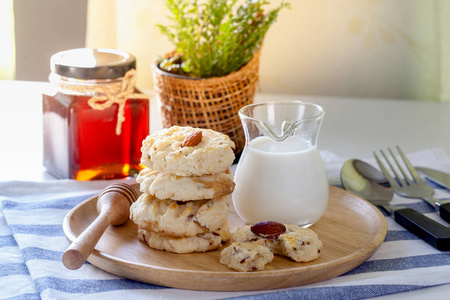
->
233;136;329;226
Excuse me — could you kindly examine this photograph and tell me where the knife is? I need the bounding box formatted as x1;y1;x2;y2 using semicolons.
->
416;167;450;190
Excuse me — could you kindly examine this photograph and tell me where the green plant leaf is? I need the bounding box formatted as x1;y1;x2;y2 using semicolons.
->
157;0;290;78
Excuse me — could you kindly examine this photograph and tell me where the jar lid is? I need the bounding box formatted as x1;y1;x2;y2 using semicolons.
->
50;48;136;80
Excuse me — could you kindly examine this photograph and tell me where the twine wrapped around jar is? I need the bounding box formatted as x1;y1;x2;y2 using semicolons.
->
52;69;149;135
152;51;261;156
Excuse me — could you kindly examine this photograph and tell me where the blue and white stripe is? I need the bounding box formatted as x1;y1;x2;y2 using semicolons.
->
1;149;450;300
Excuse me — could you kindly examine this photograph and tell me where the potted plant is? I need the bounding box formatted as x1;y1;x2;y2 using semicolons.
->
153;0;289;156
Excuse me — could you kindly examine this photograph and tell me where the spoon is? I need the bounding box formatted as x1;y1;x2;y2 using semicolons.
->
341;159;450;251
62;183;139;270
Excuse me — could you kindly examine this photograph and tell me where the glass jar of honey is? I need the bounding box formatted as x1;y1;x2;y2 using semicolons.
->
43;48;149;180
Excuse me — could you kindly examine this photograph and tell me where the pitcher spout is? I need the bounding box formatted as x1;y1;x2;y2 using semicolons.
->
260;118;300;142
239;101;325;145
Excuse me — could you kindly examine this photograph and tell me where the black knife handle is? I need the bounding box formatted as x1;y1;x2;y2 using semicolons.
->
394;208;450;251
439;202;450;224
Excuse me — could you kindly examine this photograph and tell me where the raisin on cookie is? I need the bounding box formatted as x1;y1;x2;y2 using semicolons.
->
220;242;274;272
138;223;229;254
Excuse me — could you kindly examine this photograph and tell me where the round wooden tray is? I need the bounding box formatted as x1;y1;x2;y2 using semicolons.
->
62;186;387;291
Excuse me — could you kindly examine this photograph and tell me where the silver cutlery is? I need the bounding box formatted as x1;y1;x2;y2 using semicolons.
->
416;167;450;190
374;146;450;224
341;159;450;250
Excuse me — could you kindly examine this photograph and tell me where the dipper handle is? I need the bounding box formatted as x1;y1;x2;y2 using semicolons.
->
62;183;138;270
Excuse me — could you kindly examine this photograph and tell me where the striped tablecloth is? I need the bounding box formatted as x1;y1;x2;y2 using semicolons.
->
1;149;450;300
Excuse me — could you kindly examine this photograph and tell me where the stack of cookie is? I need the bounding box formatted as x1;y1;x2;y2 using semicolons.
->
130;126;236;254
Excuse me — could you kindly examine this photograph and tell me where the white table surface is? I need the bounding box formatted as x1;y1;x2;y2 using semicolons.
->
1;80;449;299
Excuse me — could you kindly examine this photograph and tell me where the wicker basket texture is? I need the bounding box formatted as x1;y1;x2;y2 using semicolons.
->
152;51;261;156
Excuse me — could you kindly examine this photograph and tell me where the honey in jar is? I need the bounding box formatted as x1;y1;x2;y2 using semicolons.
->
42;48;149;180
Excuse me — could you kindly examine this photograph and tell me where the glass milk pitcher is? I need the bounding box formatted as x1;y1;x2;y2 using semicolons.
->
233;101;329;227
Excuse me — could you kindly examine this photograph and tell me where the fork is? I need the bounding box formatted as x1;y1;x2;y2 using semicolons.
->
374;146;450;224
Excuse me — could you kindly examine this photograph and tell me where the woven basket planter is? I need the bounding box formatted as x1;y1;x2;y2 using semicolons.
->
152;51;261;157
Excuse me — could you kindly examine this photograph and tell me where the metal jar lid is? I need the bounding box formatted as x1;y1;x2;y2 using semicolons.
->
50;48;136;80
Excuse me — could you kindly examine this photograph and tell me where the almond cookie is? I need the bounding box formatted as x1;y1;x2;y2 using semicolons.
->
137;167;235;201
231;223;322;263
220;242;274;272
138;222;230;254
130;193;230;238
140;126;235;176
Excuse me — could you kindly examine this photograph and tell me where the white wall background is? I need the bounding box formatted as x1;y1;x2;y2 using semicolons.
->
13;0;88;81
13;0;450;101
85;0;450;101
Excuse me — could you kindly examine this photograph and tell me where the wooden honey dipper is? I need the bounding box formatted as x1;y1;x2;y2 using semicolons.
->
62;183;138;270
